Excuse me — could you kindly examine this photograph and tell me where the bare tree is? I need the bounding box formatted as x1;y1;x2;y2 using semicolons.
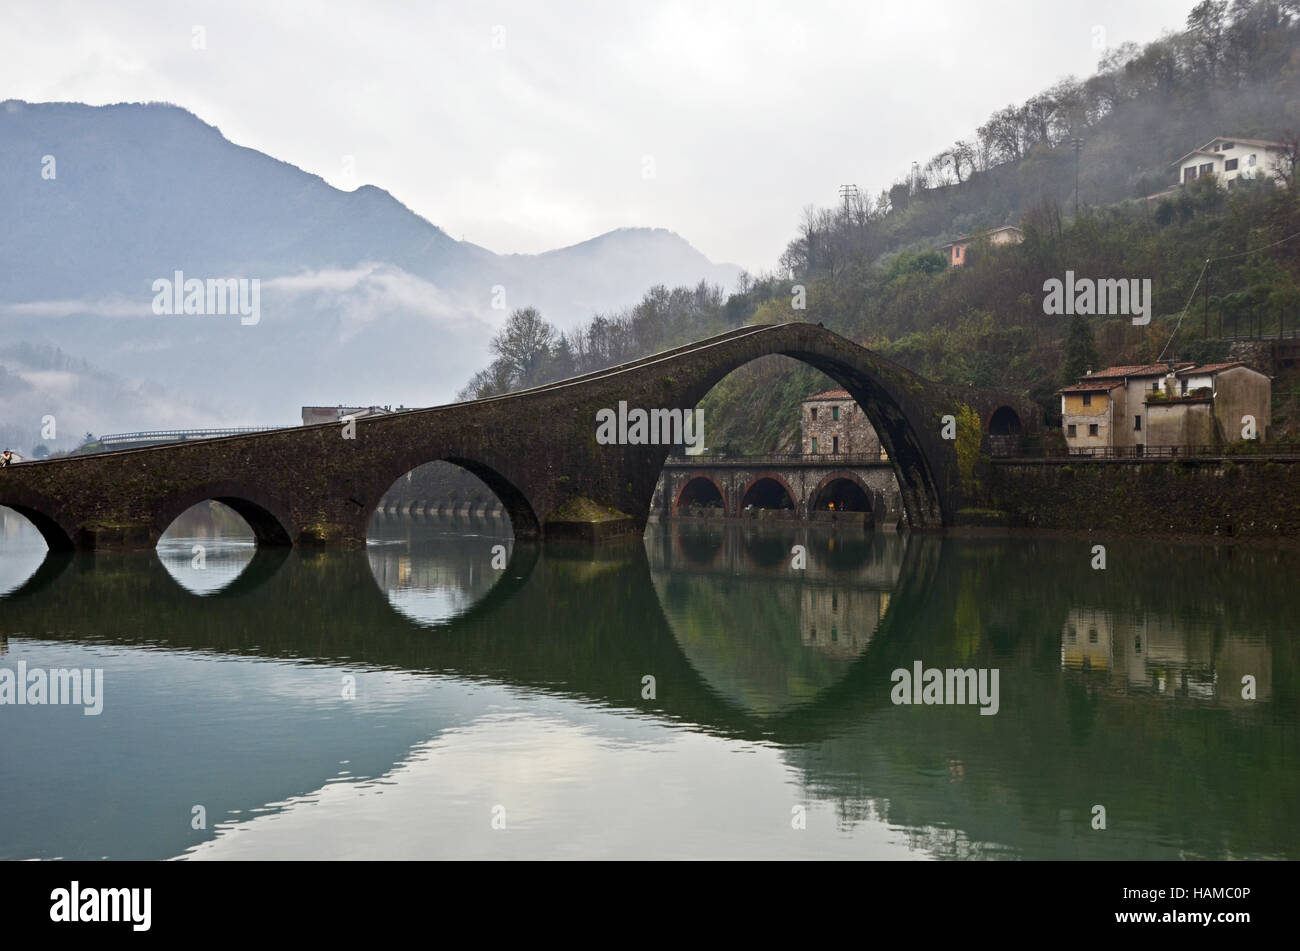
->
490;306;556;387
1274;131;1300;190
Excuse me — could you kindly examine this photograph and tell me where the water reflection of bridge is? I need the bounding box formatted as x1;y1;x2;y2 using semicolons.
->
1;520;1296;860
647;523;905;664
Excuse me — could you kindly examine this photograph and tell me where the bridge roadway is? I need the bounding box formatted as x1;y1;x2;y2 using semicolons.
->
0;322;1034;551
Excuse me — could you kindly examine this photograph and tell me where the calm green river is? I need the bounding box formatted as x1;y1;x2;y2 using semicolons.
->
1;506;1297;860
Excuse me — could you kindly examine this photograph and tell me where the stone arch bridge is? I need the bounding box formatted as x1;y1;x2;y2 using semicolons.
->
657;457;905;527
0;322;1035;551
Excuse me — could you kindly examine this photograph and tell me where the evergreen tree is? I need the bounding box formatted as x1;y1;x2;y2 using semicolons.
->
1061;314;1101;383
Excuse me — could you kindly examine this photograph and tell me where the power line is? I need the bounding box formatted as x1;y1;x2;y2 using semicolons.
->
1158;227;1300;361
1071;137;1083;218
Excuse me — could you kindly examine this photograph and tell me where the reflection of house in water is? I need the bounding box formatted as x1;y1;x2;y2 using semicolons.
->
801;586;889;657
1061;607;1271;704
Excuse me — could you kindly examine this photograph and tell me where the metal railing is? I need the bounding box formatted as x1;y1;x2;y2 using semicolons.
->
1000;444;1300;460
663;452;890;466
1216;329;1300;342
96;427;283;446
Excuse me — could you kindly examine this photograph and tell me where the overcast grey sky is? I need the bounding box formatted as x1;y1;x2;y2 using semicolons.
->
4;0;1194;273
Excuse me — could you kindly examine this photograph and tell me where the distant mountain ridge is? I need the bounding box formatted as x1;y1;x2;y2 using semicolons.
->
0;99;740;443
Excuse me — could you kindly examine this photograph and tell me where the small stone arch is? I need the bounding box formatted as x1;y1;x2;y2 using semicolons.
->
809;471;875;512
371;455;541;540
738;473;799;513
988;405;1024;435
153;483;293;547
673;474;727;516
0;494;76;552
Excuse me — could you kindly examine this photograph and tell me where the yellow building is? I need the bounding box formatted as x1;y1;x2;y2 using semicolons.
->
1059;361;1270;452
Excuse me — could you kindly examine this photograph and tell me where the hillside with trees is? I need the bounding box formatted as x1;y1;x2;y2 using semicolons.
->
458;0;1300;450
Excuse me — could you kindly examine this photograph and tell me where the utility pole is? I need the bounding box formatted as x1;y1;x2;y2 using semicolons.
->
1204;260;1210;340
1072;137;1083;218
838;184;859;224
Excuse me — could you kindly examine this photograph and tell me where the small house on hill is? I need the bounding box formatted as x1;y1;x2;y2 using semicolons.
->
938;225;1023;267
1171;136;1288;187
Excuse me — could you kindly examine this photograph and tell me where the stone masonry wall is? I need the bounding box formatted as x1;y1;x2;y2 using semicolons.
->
988;457;1300;538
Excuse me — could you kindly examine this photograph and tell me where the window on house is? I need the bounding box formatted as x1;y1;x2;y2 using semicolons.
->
1200;163;1214;176
1135;415;1142;431
810;408;817;421
832;406;839;421
1225;158;1239;171
1082;393;1092;406
811;437;818;454
1067;424;1077;437
1249;154;1257;167
833;436;839;454
1089;424;1099;437
1180;379;1188;396
1089;629;1098;643
1223;142;1234;149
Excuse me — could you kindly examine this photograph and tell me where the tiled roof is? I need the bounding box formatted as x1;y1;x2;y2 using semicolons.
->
1179;362;1244;374
1087;363;1194;379
1059;380;1122;394
803;389;852;401
939;225;1022;248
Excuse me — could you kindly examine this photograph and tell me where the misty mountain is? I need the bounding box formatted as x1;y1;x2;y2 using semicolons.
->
0;99;739;439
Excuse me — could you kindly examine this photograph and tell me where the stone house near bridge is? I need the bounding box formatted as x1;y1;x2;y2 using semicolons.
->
1059;361;1270;452
801;389;885;459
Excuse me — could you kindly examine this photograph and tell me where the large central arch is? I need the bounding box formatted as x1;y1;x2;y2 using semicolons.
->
651;325;960;529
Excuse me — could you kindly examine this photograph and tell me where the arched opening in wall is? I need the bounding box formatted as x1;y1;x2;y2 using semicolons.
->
0;505;63;596
367;460;522;540
645;348;924;538
157;501;258;595
989;406;1023;435
366;460;529;628
675;476;724;514
740;477;796;512
812;478;872;512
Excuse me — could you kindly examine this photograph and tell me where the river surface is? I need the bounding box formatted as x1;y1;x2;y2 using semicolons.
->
1;505;1297;860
